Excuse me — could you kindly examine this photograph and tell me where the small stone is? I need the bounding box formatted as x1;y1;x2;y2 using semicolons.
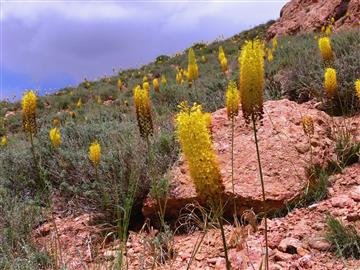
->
309;239;330;251
331;195;354;208
295;142;309;154
350;186;360;202
298;254;312;268
274;250;293;261
278;237;304;254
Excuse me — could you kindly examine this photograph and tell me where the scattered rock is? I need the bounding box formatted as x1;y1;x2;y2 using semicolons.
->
331;195;354;208
278;237;304;254
309;239;331;251
267;0;360;38
350;186;360;202
274;250;293;261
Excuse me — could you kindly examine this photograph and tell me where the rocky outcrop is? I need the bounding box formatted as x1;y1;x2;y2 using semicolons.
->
143;99;335;220
267;0;360;38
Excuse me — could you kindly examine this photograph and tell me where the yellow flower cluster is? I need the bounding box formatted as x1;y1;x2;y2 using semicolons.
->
271;37;278;51
187;48;199;83
1;135;7;146
201;55;206;64
325;25;332;36
218;46;228;73
225;80;240;120
324;68;337;98
133;85;153;138
355;80;360;101
176;68;184;85
22;90;38;134
49;127;61;148
153;78;160;92
77;98;82;108
89;141;101;168
143;81;150;92
318;37;333;63
161;74;167;86
175;102;224;201
302;116;314;136
267;49;274;63
117;78;122;91
238;40;265;123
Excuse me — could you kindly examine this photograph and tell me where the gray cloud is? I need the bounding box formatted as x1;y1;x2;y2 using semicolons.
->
1;1;286;95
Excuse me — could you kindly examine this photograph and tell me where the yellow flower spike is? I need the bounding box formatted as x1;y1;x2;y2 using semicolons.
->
238;40;265;123
161;74;167;86
49;127;61;148
201;55;206;64
355;80;360;101
187;48;199;82
226;80;240;120
325;25;332;36
220;57;228;73
272;37;278;51
22;90;37;135
176;72;182;85
143;76;148;83
321;25;325;32
218;46;225;63
324;68;337;98
1;135;7;146
96;95;102;104
77;98;82;108
331;17;335;24
175;103;224;201
153;78;160;92
267;49;274;63
89;141;101;168
302;116;314;136
117;78;122;91
318;36;333;63
143;81;150;92
133;85;153;139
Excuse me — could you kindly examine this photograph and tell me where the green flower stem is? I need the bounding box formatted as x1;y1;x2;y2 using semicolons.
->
251;113;269;270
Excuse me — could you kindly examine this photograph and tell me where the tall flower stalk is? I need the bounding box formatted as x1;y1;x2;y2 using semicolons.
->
218;46;228;74
133;85;153;140
89;140;101;188
49;127;61;148
175;102;230;269
302;115;315;191
318;36;334;66
22;90;41;186
239;40;268;270
356;80;360;102
153;78;160;92
187;48;199;89
225;80;240;215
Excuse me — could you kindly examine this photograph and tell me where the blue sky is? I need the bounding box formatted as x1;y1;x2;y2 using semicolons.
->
0;0;287;100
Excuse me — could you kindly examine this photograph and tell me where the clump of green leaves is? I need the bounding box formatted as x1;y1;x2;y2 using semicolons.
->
326;215;360;259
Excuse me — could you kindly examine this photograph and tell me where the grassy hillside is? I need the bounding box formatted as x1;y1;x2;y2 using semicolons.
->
1;19;360;268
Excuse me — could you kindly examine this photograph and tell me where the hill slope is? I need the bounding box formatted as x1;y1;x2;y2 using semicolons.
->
1;13;360;270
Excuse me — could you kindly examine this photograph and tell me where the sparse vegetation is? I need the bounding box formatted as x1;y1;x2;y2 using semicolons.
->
326;215;360;259
0;17;360;269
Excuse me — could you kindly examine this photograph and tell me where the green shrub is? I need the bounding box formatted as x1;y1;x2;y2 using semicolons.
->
326;215;360;259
